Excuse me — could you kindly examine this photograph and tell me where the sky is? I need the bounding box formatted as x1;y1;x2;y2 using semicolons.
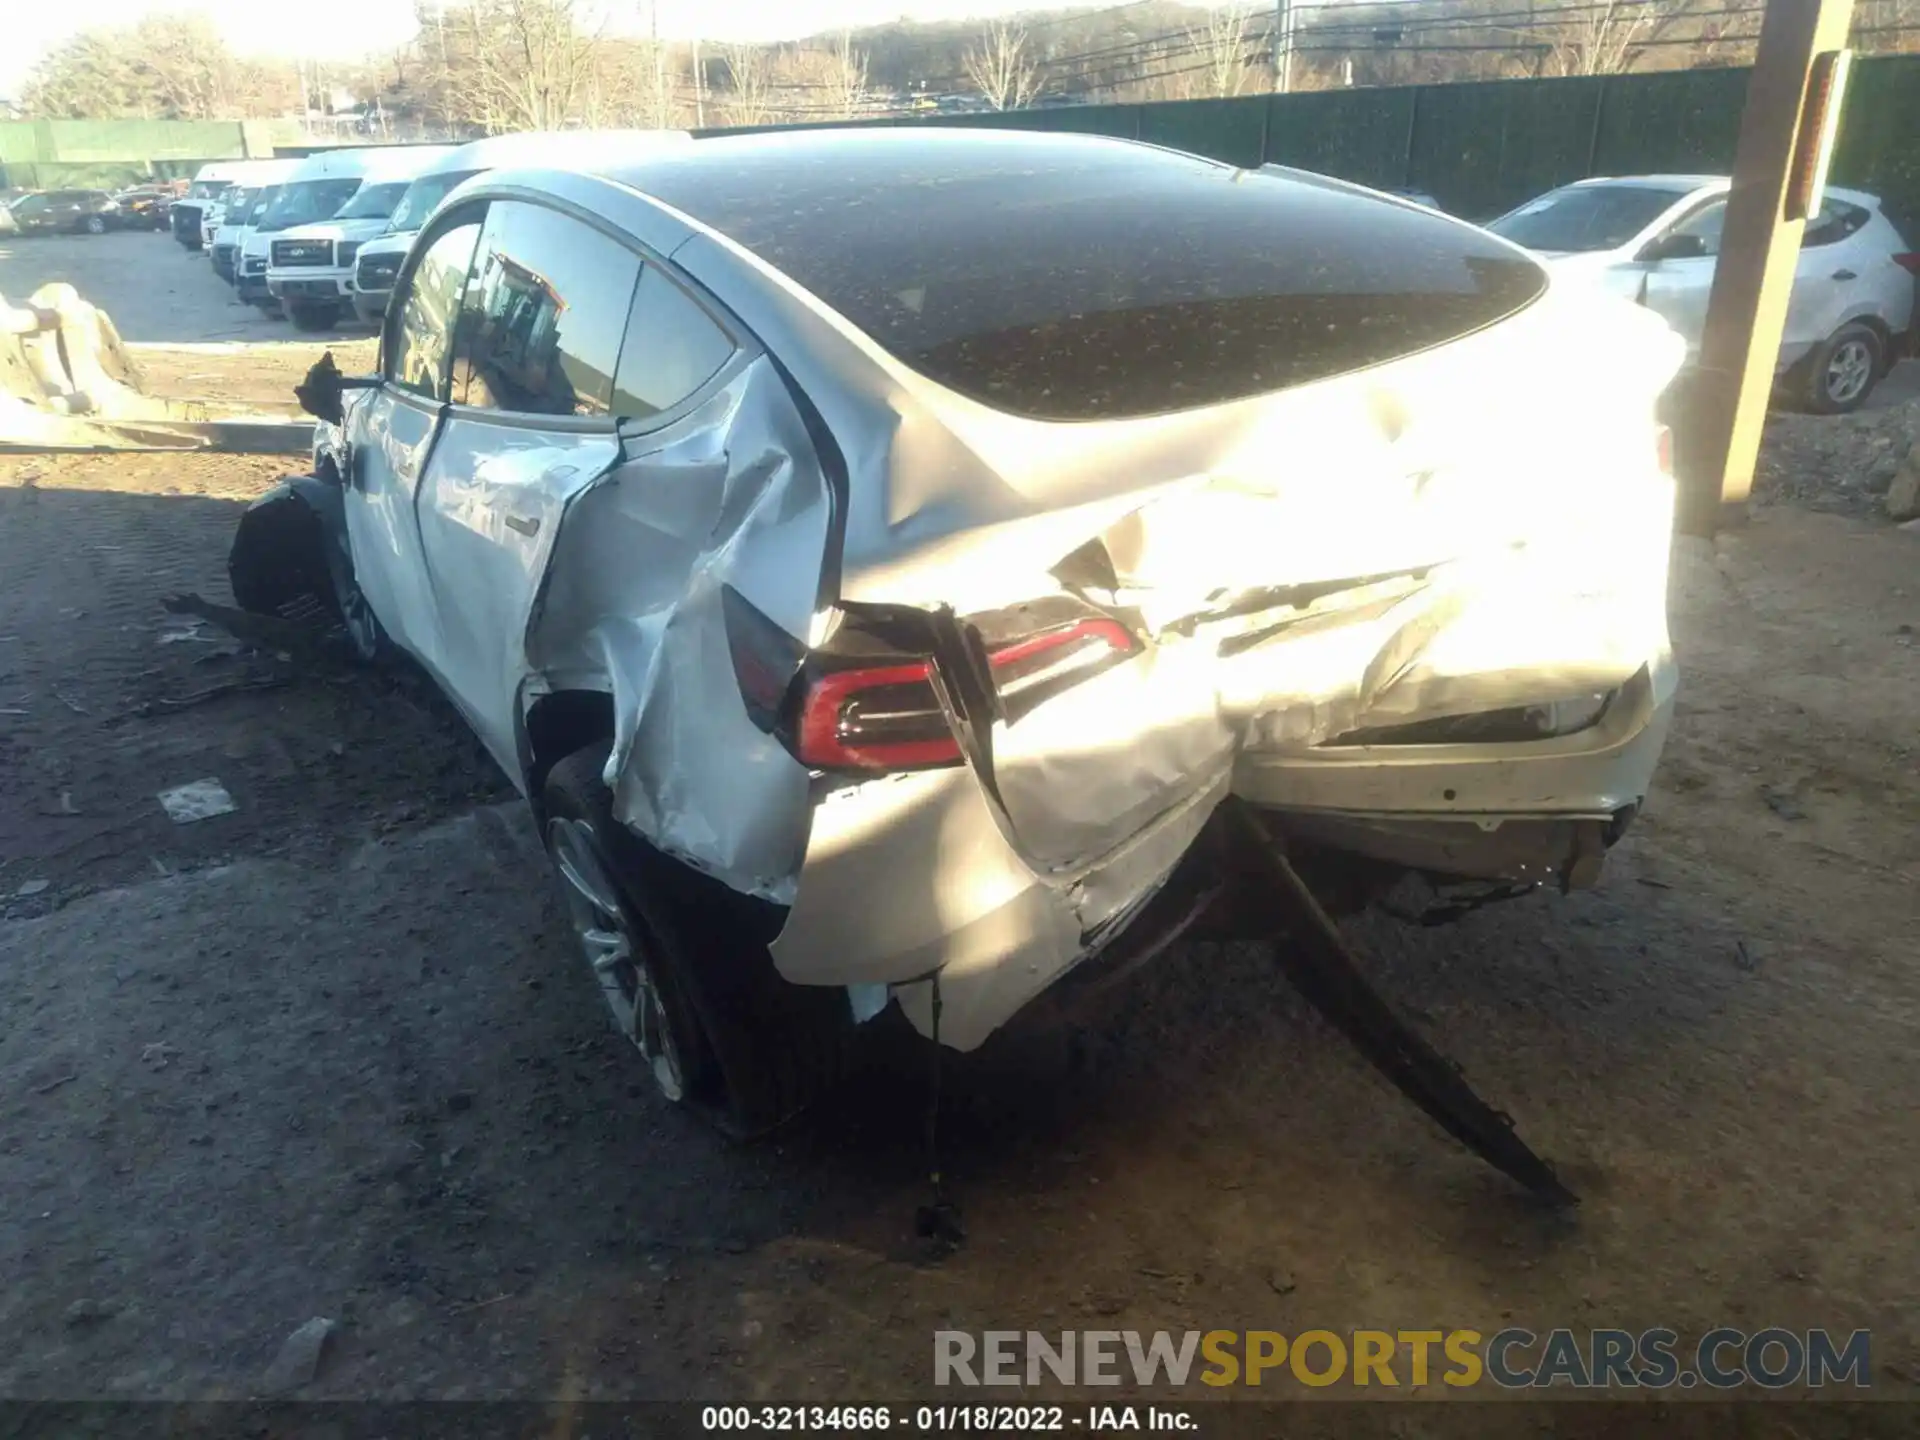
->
1;0;1101;98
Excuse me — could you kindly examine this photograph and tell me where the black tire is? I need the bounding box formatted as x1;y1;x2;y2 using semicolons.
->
288;301;341;332
84;215;107;235
541;743;852;1137
1799;322;1884;415
229;488;334;618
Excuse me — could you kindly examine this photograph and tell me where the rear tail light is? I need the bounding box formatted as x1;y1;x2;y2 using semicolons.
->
1893;253;1920;275
722;588;1139;776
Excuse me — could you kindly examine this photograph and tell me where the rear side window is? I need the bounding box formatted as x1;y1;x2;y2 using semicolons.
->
611;266;736;421
1883;203;1920;252
453;201;640;418
1802;198;1871;248
390;217;483;401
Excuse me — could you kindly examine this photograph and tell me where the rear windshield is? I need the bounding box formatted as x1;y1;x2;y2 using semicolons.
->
257;178;363;233
387;169;481;233
630;133;1545;421
336;181;411;220
1487;185;1684;253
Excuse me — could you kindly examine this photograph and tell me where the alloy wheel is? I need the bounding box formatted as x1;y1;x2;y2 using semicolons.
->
1825;338;1874;407
546;816;687;1102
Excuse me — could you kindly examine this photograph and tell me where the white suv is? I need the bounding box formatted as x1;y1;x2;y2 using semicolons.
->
1489;175;1920;413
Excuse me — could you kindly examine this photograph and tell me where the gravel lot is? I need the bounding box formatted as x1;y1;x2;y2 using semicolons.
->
2;232;1918;1429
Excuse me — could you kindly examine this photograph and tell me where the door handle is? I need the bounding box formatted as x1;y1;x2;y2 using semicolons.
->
1832;269;1857;281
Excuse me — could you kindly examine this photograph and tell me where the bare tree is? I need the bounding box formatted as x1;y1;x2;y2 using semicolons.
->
964;19;1043;111
823;30;871;119
1190;5;1255;98
468;0;602;131
721;42;779;127
1546;0;1674;76
21;14;300;119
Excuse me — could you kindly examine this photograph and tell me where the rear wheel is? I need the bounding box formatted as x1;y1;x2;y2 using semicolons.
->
1800;322;1884;414
83;215;107;235
540;743;852;1136
287;300;340;332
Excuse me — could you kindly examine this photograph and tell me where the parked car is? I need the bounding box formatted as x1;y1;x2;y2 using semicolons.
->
1488;174;1920;413
110;186;173;230
349;129;692;324
233;130;1683;1132
5;189;124;236
260;145;456;329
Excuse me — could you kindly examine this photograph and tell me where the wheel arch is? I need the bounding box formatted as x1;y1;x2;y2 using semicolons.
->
519;687;615;818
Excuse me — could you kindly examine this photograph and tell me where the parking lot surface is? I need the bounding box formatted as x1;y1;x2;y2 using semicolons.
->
1;234;1917;1420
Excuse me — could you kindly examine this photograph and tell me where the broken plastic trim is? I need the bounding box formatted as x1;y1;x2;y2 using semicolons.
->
1222;798;1577;1206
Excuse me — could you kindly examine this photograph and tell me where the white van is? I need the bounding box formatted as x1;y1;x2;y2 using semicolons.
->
203;159;304;280
169;161;251;250
242;146;453;326
347;129;693;323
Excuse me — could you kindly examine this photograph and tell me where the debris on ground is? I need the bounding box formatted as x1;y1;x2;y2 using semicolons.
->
156;778;237;824
121;676;292;724
261;1316;336;1394
1;283;312;453
1886;443;1920;521
13;879;49;898
1760;784;1806;821
1753;397;1920;519
62;1298;119;1328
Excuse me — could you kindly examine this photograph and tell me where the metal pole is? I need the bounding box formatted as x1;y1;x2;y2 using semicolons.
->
1272;0;1291;94
1675;0;1856;534
652;0;668;129
693;38;705;128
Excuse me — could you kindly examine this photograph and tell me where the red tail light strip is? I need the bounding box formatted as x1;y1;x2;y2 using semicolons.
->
794;618;1138;773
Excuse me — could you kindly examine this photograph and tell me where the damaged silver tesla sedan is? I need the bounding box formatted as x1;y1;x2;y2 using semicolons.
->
236;128;1684;1135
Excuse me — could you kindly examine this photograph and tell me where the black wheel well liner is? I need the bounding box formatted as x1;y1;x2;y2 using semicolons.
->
522;689;615;805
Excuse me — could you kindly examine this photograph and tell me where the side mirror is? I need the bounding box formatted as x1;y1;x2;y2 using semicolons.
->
1641;233;1710;263
293;350;378;426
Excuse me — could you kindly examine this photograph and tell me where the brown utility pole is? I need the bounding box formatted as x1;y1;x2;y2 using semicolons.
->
1675;0;1855;534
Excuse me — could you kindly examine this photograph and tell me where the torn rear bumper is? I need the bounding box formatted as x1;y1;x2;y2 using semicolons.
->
770;540;1676;1052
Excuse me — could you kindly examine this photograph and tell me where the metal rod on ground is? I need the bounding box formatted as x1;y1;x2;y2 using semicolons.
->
1221;800;1577;1206
1676;0;1857;535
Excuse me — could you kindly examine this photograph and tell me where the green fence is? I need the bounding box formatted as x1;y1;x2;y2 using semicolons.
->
700;52;1920;222
0;119;252;191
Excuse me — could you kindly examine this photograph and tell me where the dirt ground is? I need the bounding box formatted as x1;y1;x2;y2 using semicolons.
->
2;234;1919;1424
1;229;373;345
